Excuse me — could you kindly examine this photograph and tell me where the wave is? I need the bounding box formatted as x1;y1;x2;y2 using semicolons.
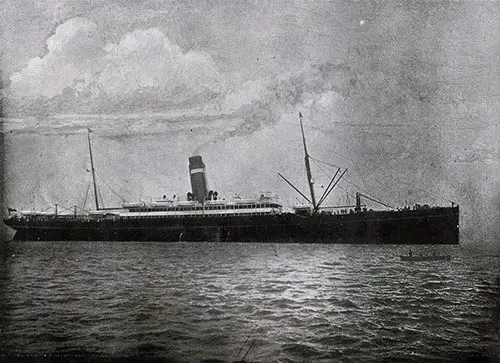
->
1;242;497;362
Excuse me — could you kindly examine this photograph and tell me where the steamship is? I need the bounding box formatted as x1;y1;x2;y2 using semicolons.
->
3;113;459;244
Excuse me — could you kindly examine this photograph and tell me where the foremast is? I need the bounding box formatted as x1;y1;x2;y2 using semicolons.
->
87;128;100;211
299;112;317;211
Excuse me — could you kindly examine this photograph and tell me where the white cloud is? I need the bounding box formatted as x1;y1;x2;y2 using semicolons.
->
10;18;101;99
46;17;103;58
8;17;223;112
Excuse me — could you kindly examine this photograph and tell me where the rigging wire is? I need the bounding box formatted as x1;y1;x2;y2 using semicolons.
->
96;171;126;202
39;205;54;213
299;124;451;203
312;161;350;206
98;188;105;209
316;167;343;208
336;184;358;206
324;140;439;203
54;204;86;214
82;182;90;211
309;156;345;170
341;177;388;206
312;158;391;207
95;169;132;196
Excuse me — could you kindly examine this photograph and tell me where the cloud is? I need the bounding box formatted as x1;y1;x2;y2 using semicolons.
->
211;63;356;140
189;62;358;156
222;79;270;112
7;17;223;114
99;28;222;99
10;17;103;99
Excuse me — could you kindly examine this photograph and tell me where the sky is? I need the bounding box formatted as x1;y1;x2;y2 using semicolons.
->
1;1;499;245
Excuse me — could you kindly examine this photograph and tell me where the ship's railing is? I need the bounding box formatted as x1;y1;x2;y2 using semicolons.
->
128;197;282;209
127;201;283;213
119;206;283;219
7;212;120;222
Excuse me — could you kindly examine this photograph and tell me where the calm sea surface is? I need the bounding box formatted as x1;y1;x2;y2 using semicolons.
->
0;241;499;363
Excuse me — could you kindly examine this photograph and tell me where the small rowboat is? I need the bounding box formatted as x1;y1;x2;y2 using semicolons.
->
400;255;451;262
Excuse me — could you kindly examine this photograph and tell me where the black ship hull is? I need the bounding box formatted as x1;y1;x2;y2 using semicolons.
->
4;206;459;244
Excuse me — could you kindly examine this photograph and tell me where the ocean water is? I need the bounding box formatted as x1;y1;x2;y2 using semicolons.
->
0;241;498;363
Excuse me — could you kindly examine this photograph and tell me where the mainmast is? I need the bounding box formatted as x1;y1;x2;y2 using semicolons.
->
278;112;346;212
299;112;317;210
87;128;100;210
